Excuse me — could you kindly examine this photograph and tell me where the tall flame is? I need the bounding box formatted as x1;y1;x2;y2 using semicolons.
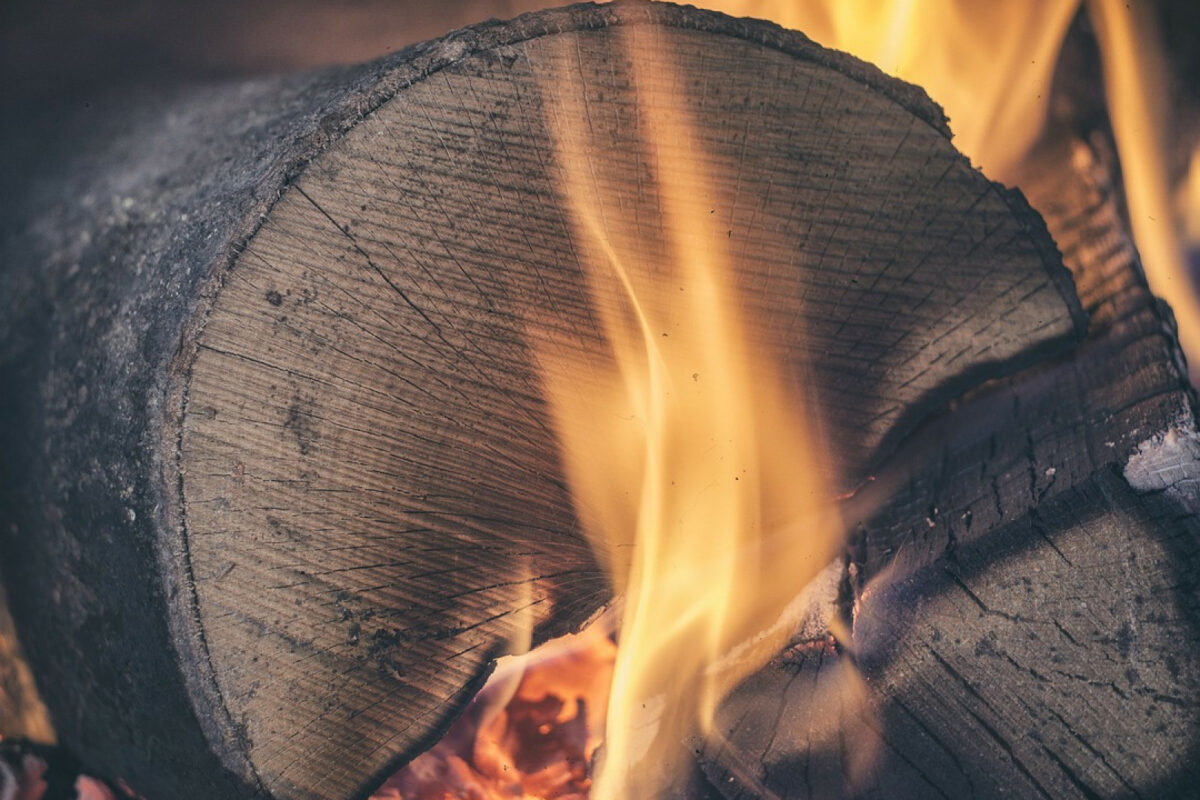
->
1086;0;1200;376
537;27;844;798
379;3;1200;798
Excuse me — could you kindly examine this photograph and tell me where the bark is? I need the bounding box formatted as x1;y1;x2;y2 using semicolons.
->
0;3;1088;799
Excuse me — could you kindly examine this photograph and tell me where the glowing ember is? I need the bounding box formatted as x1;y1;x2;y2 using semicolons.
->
374;624;615;800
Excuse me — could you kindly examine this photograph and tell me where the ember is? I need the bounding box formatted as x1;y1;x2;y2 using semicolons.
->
375;623;615;800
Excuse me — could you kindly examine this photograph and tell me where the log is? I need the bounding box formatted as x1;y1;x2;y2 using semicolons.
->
0;3;1087;798
698;123;1200;798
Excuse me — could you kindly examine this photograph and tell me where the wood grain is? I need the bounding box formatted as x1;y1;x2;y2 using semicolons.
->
706;474;1200;799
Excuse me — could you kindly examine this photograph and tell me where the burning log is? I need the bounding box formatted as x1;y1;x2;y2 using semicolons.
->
3;2;1193;798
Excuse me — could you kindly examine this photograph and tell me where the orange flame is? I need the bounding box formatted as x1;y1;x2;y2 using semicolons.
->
536;25;845;798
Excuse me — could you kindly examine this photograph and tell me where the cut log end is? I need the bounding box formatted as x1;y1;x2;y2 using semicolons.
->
178;12;1083;798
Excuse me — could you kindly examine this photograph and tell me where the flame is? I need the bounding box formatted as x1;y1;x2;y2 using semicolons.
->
1086;0;1200;378
535;26;845;798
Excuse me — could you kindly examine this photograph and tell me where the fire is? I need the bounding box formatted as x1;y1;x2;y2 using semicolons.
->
535;26;846;798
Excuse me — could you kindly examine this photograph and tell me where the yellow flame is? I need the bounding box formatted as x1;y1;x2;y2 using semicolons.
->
521;3;1199;796
1087;0;1200;379
537;27;844;798
692;0;1079;183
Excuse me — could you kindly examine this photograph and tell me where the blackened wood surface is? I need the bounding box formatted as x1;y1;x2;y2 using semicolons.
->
0;3;1084;799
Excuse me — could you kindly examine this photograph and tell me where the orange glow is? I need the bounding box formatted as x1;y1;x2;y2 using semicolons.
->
536;26;845;799
374;622;616;800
